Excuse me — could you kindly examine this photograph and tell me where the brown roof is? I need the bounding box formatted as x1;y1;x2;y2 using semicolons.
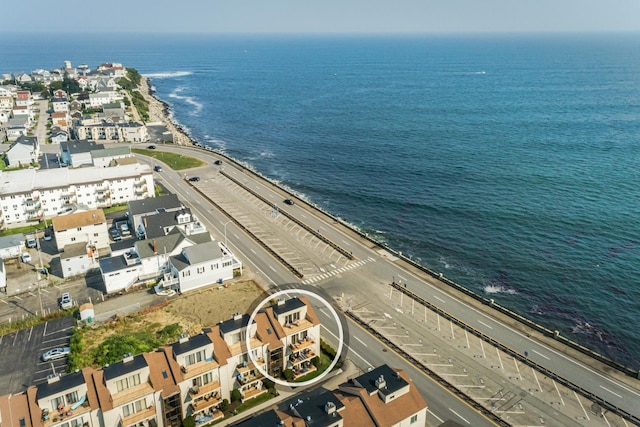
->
144;351;180;398
272;409;304;427
159;346;184;384
82;367;100;410
345;369;428;426
90;369;113;411
336;392;376;427
51;112;67;118
52;209;106;232
299;296;321;326
205;325;232;365
255;311;284;350
263;306;286;339
0;392;34;427
26;387;40;427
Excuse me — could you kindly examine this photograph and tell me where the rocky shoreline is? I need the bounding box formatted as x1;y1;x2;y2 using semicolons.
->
139;76;194;146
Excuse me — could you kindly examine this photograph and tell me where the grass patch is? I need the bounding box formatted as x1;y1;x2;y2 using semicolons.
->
102;204;128;214
0;222;47;237
294;351;332;383
132;148;204;170
233;391;275;414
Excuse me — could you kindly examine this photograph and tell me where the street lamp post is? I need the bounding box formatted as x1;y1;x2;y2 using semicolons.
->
223;221;230;248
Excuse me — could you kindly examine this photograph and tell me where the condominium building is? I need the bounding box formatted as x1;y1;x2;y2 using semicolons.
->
0;163;154;228
0;297;356;427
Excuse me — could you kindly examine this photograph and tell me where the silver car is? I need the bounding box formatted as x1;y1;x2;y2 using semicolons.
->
59;293;73;309
41;347;70;362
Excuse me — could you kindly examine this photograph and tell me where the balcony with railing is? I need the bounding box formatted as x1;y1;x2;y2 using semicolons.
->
111;382;155;407
189;380;221;401
134;185;148;195
240;384;268;402
289;334;315;353
180;358;220;380
41;395;90;427
282;318;315;335
121;406;156;427
190;392;222;415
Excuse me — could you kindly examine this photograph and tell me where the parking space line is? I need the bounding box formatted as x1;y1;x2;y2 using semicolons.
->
43;321;48;336
28;326;33;341
13;331;20;345
0;299;7;304
14;296;22;301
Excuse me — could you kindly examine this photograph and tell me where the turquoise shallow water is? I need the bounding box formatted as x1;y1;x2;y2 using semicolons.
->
2;33;639;368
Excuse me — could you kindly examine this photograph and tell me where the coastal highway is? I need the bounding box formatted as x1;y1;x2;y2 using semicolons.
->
131;144;640;425
131;151;496;426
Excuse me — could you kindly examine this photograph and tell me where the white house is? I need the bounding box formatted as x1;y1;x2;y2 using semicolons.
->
60;141;105;168
5;135;39;168
51;209;109;252
127;194;183;232
60;241;99;278
0;234;25;259
163;240;242;293
91;146;133;168
51;97;69;113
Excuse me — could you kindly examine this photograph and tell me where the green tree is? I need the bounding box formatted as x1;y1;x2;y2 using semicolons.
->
182;416;195;427
283;369;294;381
219;399;229;412
230;388;242;402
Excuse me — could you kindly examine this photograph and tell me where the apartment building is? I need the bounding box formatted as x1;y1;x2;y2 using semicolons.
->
0;297;351;427
0;163;154;227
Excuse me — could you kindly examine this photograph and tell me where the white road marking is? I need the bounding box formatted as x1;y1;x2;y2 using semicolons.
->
449;409;470;424
269;266;276;272
433;295;445;303
28;326;33;341
427;409;444;424
532;349;550;360
321;324;372;368
354;336;368;347
250;248;256;254
477;320;493;329
600;385;622;398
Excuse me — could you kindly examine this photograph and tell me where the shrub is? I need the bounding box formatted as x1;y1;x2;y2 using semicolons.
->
311;356;321;368
283;369;294;381
231;388;242;402
263;378;275;390
219;399;229;412
182;416;194;427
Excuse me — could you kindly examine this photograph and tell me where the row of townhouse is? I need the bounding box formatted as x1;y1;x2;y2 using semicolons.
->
74;122;148;143
0;296;343;427
0;163;154;228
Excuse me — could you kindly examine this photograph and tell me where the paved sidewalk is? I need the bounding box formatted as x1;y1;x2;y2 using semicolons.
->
218;359;360;426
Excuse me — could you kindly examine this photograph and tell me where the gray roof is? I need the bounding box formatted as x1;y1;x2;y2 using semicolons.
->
182;241;220;265
128;194;181;216
292;389;345;427
135;228;185;259
9;135;37;150
37;370;85;400
61;141;104;154
142;208;192;239
219;314;250;335
110;239;135;253
62;242;88;258
171;332;212;356
91;146;131;158
98;255;130;274
0;233;25;250
102;353;147;381
273;298;306;317
354;364;408;395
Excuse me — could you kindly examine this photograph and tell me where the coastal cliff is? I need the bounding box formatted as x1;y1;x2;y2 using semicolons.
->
139;75;193;146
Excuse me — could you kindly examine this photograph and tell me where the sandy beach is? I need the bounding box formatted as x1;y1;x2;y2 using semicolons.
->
139;76;194;146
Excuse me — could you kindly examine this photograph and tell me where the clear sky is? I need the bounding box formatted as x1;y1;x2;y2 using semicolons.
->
3;0;640;34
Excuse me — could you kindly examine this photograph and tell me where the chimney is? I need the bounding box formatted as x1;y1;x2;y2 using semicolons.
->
324;401;336;414
232;312;242;321
375;375;386;390
153;239;157;254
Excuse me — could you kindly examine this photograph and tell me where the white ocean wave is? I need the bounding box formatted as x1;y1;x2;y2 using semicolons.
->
483;284;517;295
168;87;203;116
143;71;193;79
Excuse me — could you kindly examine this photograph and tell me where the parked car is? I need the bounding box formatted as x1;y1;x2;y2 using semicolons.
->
214;160;222;165
147;145;156;149
43;231;52;241
59;292;73;309
21;252;32;263
110;228;122;241
26;235;37;248
284;199;295;205
41;347;70;362
188;176;200;182
154;165;163;172
120;223;131;236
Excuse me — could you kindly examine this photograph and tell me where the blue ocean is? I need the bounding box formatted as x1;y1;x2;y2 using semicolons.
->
2;33;639;369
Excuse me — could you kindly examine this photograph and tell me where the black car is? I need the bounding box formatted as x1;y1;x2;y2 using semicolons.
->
154;165;163;172
147;145;156;149
284;199;295;205
214;160;222;165
188;176;200;182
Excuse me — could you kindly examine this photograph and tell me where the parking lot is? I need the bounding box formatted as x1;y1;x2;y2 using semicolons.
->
0;316;74;394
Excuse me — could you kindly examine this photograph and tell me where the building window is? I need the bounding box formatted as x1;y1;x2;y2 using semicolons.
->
77;227;82;231
115;373;141;392
182;270;191;277
122;398;146;417
197;267;204;274
285;312;300;325
185;349;205;366
410;414;418;424
65;391;79;404
93;233;98;237
70;237;76;242
51;396;64;411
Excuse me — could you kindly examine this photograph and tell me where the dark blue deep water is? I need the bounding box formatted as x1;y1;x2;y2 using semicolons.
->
2;33;640;368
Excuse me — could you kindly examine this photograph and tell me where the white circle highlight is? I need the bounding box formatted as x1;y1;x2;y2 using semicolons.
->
245;289;344;388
